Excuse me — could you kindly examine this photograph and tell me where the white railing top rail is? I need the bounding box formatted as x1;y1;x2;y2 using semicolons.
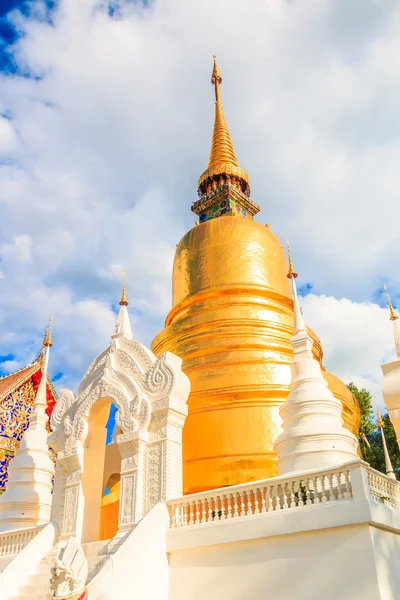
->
167;461;400;528
0;523;46;540
168;460;361;506
0;524;46;556
168;464;354;528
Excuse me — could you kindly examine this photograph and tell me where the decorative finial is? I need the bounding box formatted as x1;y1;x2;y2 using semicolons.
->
120;270;129;306
286;239;298;279
376;404;385;430
374;398;396;479
211;55;222;102
384;284;398;321
40;328;48;364
45;317;53;348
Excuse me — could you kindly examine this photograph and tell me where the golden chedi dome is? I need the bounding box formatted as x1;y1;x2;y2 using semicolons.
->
151;58;360;494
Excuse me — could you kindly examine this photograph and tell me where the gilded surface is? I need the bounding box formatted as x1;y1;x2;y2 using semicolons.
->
152;216;360;494
0;378;36;492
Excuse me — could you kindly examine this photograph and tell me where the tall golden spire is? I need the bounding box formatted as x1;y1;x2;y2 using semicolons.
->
384;284;398;321
197;57;250;197
208;56;238;170
120;270;129;306
286;239;298;279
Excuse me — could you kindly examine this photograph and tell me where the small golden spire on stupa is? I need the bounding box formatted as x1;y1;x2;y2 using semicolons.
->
286;239;298;279
119;270;129;306
384;284;398;321
45;317;53;348
197;57;250;196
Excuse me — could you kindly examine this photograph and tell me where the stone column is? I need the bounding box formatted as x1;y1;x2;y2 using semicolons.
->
56;449;84;542
147;407;186;510
117;430;149;531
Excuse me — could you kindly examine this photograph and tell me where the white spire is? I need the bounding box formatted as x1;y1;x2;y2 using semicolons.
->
377;408;396;480
384;285;400;358
273;245;359;476
0;320;55;532
112;270;132;340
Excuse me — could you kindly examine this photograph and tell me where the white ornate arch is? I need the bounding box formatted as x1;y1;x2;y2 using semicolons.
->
49;331;190;542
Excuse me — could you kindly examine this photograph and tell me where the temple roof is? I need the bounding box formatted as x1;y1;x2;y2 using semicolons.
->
0;358;57;414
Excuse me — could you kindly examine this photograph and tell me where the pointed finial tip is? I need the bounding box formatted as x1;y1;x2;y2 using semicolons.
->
211;56;222;85
286;238;298;279
384;284;398;321
119;270;129;306
44;317;53;347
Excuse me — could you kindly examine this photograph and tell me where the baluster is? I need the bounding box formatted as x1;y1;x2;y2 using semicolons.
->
170;504;176;528
344;470;352;499
261;487;267;513
201;499;207;523
214;496;219;520
243;490;250;516
312;477;320;503
327;473;334;501
254;488;260;514
233;492;239;518
297;480;304;507
282;483;288;509
289;481;297;508
275;485;281;511
183;502;188;526
195;499;200;524
207;497;213;523
240;491;246;517
220;495;226;520
320;476;327;502
337;472;344;500
267;485;274;512
227;493;233;519
189;501;194;525
305;479;312;505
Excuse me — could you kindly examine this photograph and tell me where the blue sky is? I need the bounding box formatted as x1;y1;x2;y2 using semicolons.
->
1;0;400;406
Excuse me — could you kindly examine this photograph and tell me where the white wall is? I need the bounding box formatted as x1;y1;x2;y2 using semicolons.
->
371;527;400;600
169;524;388;600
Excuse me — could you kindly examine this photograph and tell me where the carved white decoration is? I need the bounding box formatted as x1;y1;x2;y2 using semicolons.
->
50;389;75;430
49;314;190;542
50;537;88;598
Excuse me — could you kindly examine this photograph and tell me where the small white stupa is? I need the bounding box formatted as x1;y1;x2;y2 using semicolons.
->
274;244;359;476
381;285;400;450
0;319;55;531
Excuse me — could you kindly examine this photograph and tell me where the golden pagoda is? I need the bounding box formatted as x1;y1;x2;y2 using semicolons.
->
151;58;360;494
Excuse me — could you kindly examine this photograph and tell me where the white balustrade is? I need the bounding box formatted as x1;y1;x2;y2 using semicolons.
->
367;467;400;510
0;525;44;557
168;466;353;528
168;463;400;528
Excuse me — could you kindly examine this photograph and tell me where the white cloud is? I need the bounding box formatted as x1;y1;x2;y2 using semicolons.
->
0;0;400;397
300;293;396;408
